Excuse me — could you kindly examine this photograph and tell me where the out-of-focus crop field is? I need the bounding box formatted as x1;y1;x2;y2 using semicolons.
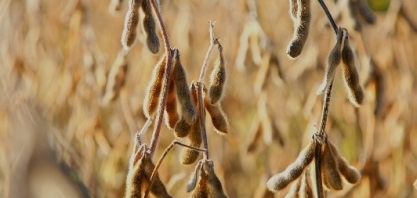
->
1;0;417;197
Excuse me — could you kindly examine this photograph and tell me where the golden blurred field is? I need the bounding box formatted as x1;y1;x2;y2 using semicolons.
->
1;0;417;197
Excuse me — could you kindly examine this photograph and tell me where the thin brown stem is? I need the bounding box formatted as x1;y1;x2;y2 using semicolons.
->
317;79;334;136
148;0;174;155
145;140;206;197
314;139;324;198
198;21;217;82
196;81;209;159
318;0;338;35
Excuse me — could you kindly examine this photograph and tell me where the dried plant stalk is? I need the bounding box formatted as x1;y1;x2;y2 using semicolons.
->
121;0;141;51
267;141;316;191
321;141;343;190
143;53;166;119
141;0;160;54
208;43;226;105
317;28;343;95
287;0;311;58
341;30;364;107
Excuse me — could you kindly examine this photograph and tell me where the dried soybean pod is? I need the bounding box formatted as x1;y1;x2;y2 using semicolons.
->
121;0;141;51
204;162;228;198
289;0;298;21
174;118;192;138
321;141;343;190
164;70;180;129
283;177;301;198
142;153;173;198
328;141;361;184
180;88;202;165
141;0;159;54
208;43;226;104
300;170;313;198
286;0;311;59
357;0;376;24
174;50;197;124
267;141;316;191
125;146;146;198
102;51;128;104
341;30;364;107
143;54;166;119
190;169;209;198
204;96;228;134
347;0;362;31
187;161;203;192
317;28;344;95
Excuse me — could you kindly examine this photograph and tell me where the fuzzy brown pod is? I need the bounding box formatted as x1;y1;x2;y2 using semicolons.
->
286;0;311;58
102;51;128;104
174;118;192;138
208;43;226;104
288;0;298;21
164;68;180;129
125;145;147;198
190;161;228;198
140;0;159;54
317;28;344;95
267;141;316;191
121;0;141;51
143;54;166;119
327;140;361;184
173;50;197;124
321;140;343;190
187;160;204;192
204;95;228;134
341;30;364;107
300;170;313;198
180;86;202;165
142;153;172;198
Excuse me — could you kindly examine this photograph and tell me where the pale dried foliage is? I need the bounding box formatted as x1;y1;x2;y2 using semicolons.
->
1;0;417;198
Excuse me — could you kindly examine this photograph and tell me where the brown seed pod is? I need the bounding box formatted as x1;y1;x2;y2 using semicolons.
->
341;30;364;107
164;69;180;129
141;0;159;54
121;0;141;51
204;95;228;134
143;54;166;119
321;141;343;190
142;153;172;198
327;140;361;184
204;162;228;198
300;170;313;198
289;0;298;21
174;118;192;138
102;51;128;104
174;51;197;124
190;167;209;198
283;177;301;198
125;145;146;198
357;0;376;24
267;141;316;191
187;161;204;192
347;0;363;31
317;28;344;95
180;86;202;165
208;43;226;104
286;0;311;59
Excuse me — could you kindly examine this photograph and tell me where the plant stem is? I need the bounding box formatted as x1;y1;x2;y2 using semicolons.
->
148;0;174;155
314;140;324;198
198;21;217;82
318;0;338;34
317;79;334;136
145;140;206;197
196;82;209;159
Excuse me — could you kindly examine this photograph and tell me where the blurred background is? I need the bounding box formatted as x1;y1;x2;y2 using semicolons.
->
0;0;416;197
